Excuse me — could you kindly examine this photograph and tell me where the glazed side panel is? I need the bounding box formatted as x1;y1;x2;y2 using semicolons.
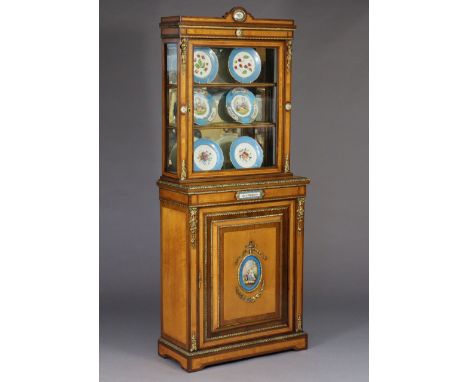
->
161;38;179;180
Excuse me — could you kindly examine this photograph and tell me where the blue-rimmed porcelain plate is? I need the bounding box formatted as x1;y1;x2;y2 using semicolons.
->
225;87;258;124
193;48;218;84
193;138;224;171
228;48;261;83
193;89;216;125
229;136;263;169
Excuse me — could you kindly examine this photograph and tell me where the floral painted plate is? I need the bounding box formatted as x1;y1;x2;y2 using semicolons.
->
193;138;224;171
225;87;258;124
193;89;216;125
228;48;261;83
193;48;219;84
229;136;263;169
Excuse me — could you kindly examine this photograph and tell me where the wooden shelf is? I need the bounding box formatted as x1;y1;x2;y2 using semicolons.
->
169;83;275;88
193;82;276;88
193;122;275;129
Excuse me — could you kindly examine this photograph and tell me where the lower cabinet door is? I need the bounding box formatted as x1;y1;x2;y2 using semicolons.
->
198;200;296;348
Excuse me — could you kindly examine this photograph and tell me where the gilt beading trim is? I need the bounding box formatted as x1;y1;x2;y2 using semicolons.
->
160;332;306;357
178;25;295;32
179;35;293;41
158;177;310;191
207;323;288;341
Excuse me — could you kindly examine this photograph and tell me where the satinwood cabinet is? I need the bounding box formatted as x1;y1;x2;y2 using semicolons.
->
157;7;310;371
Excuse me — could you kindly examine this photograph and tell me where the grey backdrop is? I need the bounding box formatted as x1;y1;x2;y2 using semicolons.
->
100;0;368;380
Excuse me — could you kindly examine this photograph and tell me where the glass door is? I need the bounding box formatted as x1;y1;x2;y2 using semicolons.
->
188;41;284;178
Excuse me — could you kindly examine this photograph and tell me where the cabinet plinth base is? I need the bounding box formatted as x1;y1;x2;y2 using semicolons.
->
158;332;308;372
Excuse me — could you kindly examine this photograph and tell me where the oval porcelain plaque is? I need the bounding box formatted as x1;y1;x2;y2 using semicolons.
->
238;255;262;292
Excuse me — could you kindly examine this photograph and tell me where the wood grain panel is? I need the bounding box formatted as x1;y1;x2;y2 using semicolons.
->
189;185;305;205
219;221;280;324
159;188;189;205
158;342;189;370
161;205;188;348
183;28;291;39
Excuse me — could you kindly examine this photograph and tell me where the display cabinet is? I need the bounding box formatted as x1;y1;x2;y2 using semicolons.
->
157;7;310;371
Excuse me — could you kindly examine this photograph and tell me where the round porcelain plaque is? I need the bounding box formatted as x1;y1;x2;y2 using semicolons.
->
233;9;246;22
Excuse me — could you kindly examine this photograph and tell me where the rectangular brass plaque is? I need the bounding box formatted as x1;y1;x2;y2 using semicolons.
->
236;190;265;201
